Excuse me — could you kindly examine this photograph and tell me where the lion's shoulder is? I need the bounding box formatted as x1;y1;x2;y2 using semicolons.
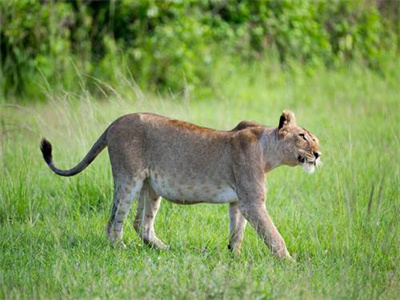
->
231;120;264;131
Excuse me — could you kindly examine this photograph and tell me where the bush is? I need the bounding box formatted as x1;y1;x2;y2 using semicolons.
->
0;0;398;101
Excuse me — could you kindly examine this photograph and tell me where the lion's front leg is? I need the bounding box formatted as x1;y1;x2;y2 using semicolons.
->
232;164;292;260
239;200;292;260
228;202;247;255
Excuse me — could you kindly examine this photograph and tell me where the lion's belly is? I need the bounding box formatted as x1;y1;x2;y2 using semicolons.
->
148;175;238;204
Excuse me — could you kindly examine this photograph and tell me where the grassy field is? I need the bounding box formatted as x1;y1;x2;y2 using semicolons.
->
1;64;399;299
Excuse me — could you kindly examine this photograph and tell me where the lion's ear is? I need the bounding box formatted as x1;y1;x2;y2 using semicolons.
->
278;110;296;130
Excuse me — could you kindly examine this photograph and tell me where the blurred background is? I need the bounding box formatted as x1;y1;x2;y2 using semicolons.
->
1;0;399;103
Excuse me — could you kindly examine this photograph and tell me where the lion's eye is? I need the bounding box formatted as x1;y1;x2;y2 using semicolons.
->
299;133;307;141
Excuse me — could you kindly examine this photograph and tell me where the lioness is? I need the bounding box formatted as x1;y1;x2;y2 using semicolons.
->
40;110;321;260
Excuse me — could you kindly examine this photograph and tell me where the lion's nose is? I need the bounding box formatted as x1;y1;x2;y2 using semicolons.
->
313;151;321;159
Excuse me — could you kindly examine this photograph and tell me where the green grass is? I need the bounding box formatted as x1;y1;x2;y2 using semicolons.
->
1;64;399;299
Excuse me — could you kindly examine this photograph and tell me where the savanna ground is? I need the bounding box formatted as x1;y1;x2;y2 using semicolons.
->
1;63;399;299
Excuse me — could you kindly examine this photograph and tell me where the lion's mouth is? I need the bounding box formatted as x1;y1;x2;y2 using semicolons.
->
298;155;321;173
297;155;317;166
298;155;318;165
298;155;307;164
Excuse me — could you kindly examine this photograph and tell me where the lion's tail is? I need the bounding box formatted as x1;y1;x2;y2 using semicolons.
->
40;128;108;177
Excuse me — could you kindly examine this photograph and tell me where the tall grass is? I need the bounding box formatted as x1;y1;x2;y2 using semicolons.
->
0;63;399;299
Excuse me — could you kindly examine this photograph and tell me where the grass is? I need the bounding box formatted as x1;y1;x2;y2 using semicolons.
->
0;63;399;299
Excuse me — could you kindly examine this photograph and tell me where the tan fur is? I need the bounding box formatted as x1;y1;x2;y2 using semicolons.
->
41;110;321;260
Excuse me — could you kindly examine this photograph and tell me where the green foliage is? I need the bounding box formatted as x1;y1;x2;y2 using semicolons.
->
0;0;76;98
111;2;214;92
0;0;398;101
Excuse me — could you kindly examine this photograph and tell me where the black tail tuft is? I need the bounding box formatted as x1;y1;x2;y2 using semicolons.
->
40;138;53;164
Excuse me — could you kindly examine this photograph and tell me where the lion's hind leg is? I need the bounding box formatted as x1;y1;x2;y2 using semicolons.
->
136;182;168;250
133;193;145;234
106;177;144;248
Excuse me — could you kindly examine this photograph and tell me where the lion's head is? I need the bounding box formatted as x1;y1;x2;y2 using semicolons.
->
278;110;322;173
